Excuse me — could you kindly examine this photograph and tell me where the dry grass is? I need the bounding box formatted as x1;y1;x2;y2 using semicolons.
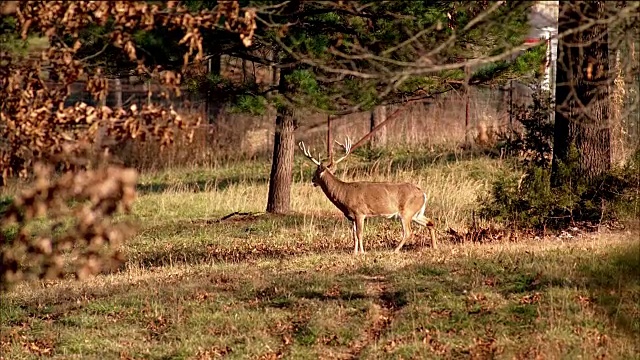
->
103;89;512;172
1;151;639;359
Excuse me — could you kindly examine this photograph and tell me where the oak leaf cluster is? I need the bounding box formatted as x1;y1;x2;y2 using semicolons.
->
0;1;255;288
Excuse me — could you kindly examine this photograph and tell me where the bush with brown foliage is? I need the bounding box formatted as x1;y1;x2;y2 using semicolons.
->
0;163;137;289
1;1;257;180
0;1;256;289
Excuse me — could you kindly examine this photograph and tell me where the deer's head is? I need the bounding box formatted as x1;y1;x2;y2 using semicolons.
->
299;136;353;187
311;163;332;187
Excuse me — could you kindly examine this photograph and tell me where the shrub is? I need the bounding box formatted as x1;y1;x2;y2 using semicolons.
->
495;88;554;168
1;163;138;290
481;89;639;230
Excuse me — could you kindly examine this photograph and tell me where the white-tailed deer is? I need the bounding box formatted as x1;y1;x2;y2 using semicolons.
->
298;137;436;254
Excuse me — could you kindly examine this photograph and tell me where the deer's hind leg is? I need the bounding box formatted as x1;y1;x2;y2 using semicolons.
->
355;215;365;254
351;221;358;254
412;193;436;248
429;226;437;249
412;192;434;226
394;215;412;252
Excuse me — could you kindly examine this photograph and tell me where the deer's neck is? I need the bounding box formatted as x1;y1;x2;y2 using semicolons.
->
318;170;349;206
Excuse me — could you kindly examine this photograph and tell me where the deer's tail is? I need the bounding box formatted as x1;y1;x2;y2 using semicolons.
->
413;192;435;227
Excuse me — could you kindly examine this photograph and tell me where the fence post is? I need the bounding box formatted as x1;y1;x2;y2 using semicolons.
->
509;79;514;146
464;65;472;145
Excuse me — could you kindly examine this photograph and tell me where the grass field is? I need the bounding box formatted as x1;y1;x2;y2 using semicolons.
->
1;150;639;359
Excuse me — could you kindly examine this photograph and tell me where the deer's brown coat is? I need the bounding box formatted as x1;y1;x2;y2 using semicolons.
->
311;164;436;253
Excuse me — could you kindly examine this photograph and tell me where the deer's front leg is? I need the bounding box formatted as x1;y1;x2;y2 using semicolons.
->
355;214;365;254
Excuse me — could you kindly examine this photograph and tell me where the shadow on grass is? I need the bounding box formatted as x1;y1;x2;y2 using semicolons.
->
4;260;413;340
5;236;638;360
125;213;442;268
128;213;361;268
137;212;342;237
469;240;640;338
292;289;369;303
136;173;269;194
579;245;640;337
128;212;442;270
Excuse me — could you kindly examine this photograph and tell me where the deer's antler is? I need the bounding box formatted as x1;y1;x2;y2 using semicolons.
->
332;136;353;166
298;141;322;166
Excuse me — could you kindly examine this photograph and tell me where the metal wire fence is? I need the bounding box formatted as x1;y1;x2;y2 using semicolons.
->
2;76;638;171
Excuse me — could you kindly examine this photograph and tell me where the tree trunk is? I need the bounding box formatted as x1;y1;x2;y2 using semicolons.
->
206;55;224;123
266;67;296;214
610;49;626;166
552;1;611;186
266;110;296;214
265;1;303;214
369;105;387;147
242;59;247;83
